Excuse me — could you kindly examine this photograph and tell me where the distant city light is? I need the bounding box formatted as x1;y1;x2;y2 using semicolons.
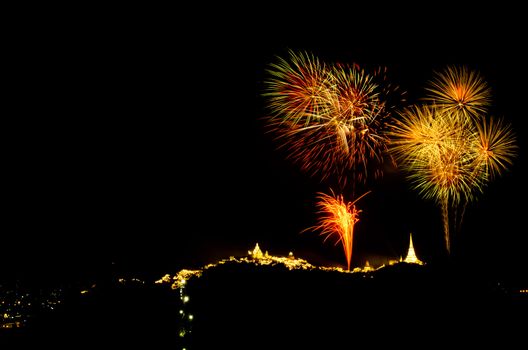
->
1;286;64;329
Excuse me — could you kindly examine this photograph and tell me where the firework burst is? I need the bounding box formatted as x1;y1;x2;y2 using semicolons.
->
264;50;333;127
307;191;369;271
392;106;481;204
424;66;491;120
473;117;517;179
265;51;403;189
391;66;516;254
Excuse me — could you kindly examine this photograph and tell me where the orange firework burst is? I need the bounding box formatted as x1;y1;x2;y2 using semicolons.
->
308;191;369;271
424;66;491;120
265;51;403;189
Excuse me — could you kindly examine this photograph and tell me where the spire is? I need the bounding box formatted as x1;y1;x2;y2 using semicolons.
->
249;243;264;259
404;233;424;265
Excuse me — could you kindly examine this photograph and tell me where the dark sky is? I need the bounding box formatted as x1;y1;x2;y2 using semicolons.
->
5;13;527;281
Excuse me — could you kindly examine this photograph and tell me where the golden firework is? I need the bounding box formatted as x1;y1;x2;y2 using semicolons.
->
473;117;517;179
424;66;491;120
391;66;516;254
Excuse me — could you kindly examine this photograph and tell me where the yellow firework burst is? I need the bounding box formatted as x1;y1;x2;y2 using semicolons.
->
410;135;483;205
424;66;491;120
391;106;451;165
390;62;518;255
473;117;517;179
390;102;517;253
391;106;482;203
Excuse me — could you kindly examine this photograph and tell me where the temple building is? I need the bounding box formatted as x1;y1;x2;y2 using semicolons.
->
249;243;264;259
403;234;424;265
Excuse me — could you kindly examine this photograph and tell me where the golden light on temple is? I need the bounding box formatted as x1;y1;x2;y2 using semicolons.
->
248;243;264;259
246;243;317;271
403;233;424;265
158;243;384;290
352;260;376;273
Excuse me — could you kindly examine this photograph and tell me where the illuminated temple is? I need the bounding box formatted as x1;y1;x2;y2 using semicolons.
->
403;234;424;265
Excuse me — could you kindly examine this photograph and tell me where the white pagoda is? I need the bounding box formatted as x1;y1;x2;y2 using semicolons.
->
403;233;424;265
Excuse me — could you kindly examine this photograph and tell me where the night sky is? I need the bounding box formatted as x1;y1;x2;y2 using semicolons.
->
5;13;527;282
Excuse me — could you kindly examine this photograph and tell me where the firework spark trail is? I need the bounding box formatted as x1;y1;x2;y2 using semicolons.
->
391;66;516;254
265;50;403;190
308;191;369;271
441;198;450;254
